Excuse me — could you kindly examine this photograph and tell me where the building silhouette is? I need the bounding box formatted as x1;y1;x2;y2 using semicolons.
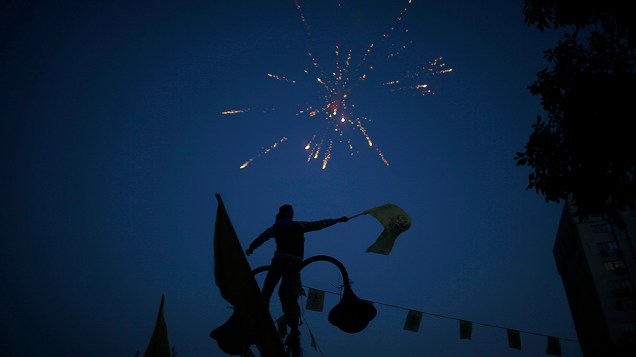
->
554;201;636;356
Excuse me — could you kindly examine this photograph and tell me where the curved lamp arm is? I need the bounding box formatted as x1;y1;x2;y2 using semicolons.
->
252;254;350;287
253;254;376;334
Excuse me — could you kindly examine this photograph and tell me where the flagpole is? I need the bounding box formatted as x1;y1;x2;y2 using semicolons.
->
347;211;367;220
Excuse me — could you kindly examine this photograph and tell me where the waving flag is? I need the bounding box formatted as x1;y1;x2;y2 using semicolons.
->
355;203;411;255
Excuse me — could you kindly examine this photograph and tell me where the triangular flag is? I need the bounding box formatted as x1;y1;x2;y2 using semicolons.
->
305;288;325;312
309;329;319;351
364;203;411;255
213;194;285;356
403;310;423;332
546;336;562;356
507;329;522;350
144;295;170;357
459;320;472;340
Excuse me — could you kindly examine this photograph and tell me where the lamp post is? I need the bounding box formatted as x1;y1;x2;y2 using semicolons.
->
210;254;377;355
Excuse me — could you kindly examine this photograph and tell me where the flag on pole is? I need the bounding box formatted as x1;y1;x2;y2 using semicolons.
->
507;329;522;350
363;203;412;255
144;295;170;357
403;310;423;332
214;193;285;357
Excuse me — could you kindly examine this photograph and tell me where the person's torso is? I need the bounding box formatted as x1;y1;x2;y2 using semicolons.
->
273;221;304;258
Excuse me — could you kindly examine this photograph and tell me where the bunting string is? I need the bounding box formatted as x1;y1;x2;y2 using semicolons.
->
298;284;577;355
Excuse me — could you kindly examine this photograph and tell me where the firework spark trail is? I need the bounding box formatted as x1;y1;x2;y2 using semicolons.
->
267;73;296;83
221;107;278;115
322;140;333;169
356;0;414;78
375;146;389;166
381;56;454;95
293;0;310;33
239;137;288;169
221;109;252;115
356;117;373;147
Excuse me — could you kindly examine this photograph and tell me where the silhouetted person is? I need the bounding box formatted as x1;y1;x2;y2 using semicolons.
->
246;204;348;354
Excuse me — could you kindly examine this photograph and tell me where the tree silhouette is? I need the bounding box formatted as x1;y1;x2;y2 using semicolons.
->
515;0;635;223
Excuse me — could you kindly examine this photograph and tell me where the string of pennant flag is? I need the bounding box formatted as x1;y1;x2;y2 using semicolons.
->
294;286;577;356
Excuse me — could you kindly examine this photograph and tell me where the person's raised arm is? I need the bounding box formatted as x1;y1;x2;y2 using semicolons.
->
299;216;348;233
245;226;274;256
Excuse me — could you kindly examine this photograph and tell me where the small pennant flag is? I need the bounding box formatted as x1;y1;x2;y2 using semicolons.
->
403;310;423;332
144;295;170;357
507;329;522;350
309;329;319;351
459;320;472;340
305;288;325;312
363;203;412;255
546;336;562;356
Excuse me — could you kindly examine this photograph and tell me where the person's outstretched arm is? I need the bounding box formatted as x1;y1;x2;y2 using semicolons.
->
245;226;274;255
298;216;348;233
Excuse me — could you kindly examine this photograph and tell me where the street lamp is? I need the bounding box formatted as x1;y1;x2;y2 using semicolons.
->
210;254;377;354
300;255;377;333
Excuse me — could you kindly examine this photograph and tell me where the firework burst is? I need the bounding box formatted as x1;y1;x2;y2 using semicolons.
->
222;0;452;169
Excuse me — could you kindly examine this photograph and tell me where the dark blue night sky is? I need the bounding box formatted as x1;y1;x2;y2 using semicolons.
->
1;1;582;356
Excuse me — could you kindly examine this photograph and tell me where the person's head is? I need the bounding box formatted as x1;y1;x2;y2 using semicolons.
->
276;204;294;221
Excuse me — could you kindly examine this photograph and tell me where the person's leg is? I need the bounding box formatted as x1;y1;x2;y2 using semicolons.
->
280;267;302;357
279;263;302;334
261;262;283;307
